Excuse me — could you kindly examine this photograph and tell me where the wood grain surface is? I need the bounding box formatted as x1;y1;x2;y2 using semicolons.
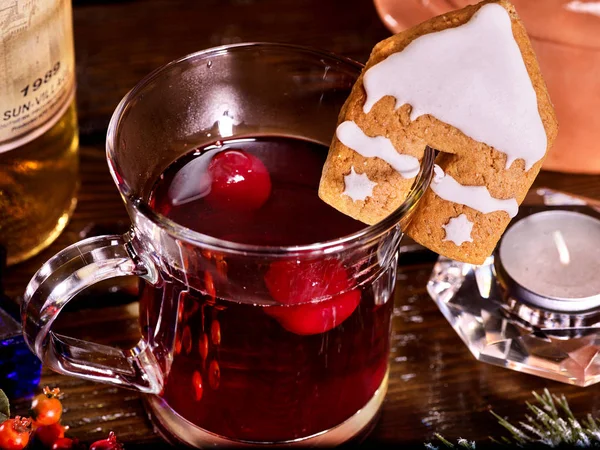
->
5;0;600;446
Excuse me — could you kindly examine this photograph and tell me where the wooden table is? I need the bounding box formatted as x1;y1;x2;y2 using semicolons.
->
6;0;600;446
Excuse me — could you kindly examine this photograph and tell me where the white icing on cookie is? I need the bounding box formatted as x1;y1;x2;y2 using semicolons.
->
431;165;519;218
342;166;377;202
336;121;420;179
362;3;546;171
442;214;474;246
433;164;445;183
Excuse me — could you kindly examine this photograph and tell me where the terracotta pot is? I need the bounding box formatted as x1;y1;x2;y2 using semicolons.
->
373;0;600;174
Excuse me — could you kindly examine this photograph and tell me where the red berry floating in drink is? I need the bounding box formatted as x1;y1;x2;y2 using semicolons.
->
266;291;361;336
182;326;192;355
32;386;62;426
215;254;228;277
177;296;185;322
175;333;183;355
205;149;271;211
0;416;32;450
204;272;216;301
211;320;221;346
208;360;220;390
199;333;209;361
264;259;361;335
192;371;203;401
89;431;123;450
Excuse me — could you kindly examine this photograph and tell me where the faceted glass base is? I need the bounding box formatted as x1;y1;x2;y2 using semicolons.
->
428;256;600;387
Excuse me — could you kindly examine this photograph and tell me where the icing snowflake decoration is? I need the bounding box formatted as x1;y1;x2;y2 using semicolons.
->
342;166;377;202
442;214;474;246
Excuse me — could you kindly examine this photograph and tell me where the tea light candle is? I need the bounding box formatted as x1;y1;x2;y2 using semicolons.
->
497;210;600;312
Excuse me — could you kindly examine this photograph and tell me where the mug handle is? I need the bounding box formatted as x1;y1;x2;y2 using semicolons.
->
21;232;163;394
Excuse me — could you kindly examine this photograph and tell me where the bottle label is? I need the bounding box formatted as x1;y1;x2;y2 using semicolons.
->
0;0;76;152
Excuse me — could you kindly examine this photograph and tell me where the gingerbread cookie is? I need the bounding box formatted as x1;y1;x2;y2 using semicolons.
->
318;0;558;264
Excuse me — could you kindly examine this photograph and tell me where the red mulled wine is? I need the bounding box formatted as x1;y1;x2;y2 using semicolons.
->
142;137;393;442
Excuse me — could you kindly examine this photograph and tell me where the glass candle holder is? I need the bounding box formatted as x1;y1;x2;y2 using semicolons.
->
428;191;600;386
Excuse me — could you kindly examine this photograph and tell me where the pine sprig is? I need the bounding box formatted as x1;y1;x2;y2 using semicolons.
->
427;389;600;449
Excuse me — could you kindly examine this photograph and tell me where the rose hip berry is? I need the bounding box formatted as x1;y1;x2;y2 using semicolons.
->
0;416;32;450
264;259;361;335
32;386;62;426
205;149;271;211
89;431;123;450
35;422;67;447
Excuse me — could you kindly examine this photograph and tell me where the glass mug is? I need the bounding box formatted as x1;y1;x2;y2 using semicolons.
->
22;43;434;447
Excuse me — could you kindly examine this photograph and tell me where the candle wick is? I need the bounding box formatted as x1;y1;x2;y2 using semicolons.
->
552;230;570;265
